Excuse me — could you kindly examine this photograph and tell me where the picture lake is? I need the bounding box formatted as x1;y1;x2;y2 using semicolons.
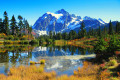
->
0;45;95;76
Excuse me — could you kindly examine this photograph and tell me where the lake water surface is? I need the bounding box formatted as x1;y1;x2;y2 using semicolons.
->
0;45;95;76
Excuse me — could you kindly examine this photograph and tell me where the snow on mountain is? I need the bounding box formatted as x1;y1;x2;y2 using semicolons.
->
98;18;106;24
46;12;63;19
33;9;106;35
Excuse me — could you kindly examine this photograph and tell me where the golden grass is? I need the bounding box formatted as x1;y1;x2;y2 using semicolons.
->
0;61;119;80
0;65;56;80
54;40;67;46
67;37;97;48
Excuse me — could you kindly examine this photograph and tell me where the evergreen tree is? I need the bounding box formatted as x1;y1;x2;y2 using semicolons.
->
103;26;107;38
69;30;77;40
78;30;81;39
0;18;4;33
10;15;17;35
25;20;29;35
3;11;9;35
23;19;26;34
118;22;120;33
15;25;19;36
49;31;53;39
80;22;86;38
108;20;113;35
91;28;94;36
103;26;106;34
98;26;101;37
87;27;94;37
62;32;68;40
18;15;23;35
22;19;30;35
57;32;62;40
116;21;120;33
28;26;32;35
53;32;56;40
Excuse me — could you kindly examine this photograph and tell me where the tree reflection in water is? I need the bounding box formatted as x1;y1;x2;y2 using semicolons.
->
0;44;95;75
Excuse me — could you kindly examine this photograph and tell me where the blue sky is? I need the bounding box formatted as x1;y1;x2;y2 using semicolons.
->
0;0;120;25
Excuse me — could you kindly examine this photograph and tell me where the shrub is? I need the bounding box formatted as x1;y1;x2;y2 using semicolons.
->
19;40;29;44
4;37;8;40
107;36;120;53
8;35;14;40
20;37;27;40
4;40;13;44
0;33;6;38
14;37;19;40
30;39;39;44
39;38;46;43
24;40;29;44
110;77;119;80
0;41;4;44
40;59;45;64
5;35;14;40
46;39;53;44
108;59;117;66
94;38;108;53
30;61;35;64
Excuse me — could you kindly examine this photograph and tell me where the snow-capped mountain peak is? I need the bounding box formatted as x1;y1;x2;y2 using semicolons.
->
55;9;69;15
33;9;106;35
46;12;63;19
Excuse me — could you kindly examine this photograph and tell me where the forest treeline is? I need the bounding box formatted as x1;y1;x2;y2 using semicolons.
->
39;20;120;43
0;11;32;36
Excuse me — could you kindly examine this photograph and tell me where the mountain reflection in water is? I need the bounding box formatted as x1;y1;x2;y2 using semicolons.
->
0;45;95;76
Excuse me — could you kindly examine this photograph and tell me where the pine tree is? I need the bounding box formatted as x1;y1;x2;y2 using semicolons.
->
23;19;26;34
53;32;56;40
49;31;53;39
116;21;119;33
80;22;86;38
18;15;23;35
25;20;29;34
10;15;17;35
69;30;77;40
109;20;113;35
0;18;4;33
62;32;68;40
28;26;32;35
3;11;10;35
23;20;30;35
91;28;94;36
118;22;120;33
98;26;101;37
57;32;62;40
78;30;81;39
103;26;107;38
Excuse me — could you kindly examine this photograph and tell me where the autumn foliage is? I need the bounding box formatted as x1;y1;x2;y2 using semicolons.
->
0;61;120;80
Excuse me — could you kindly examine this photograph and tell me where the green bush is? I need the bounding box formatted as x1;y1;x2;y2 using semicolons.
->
4;40;13;44
14;37;19;40
107;36;120;53
24;40;29;44
46;39;53;44
20;37;27;40
4;37;9;40
94;38;108;54
30;39;39;44
9;35;14;40
39;38;45;43
5;35;14;40
19;40;29;44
